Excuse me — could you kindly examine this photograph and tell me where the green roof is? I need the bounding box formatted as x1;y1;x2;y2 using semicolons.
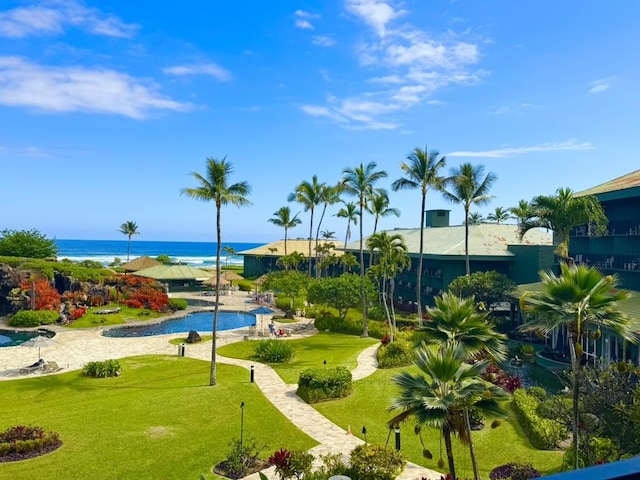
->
132;265;212;280
238;239;344;258
575;169;640;197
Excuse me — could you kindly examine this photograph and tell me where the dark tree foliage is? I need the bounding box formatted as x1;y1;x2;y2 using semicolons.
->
307;273;376;320
0;229;57;259
448;270;516;309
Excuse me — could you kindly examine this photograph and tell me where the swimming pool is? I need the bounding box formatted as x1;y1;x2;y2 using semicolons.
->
0;329;56;347
102;311;256;338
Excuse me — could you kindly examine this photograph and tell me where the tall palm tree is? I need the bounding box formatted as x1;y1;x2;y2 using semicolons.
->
119;220;140;262
486;206;512;224
314;184;342;277
467;212;484;225
520;264;633;470
509;199;532;224
268;206;302;255
392;147;446;324
367;189;400;235
442;163;497;275
342;162;388;336
367;231;410;342
336;201;358;254
389;344;510;480
222;245;236;270
288;176;325;277
518;188;607;261
181;157;251;386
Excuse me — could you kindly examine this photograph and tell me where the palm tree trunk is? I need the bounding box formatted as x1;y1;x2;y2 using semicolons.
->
359;199;368;337
127;236;132;262
315;205;328;278
443;426;456;480
381;276;393;342
417;192;426;325
569;340;580;470
307;208;314;277
390;278;397;343
464;408;480;480
343;222;350;272
464;204;471;275
284;227;288;256
210;204;222;387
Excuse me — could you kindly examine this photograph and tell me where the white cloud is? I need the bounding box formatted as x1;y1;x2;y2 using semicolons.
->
0;0;138;38
295;10;320;19
295;19;314;30
312;35;336;47
0;143;52;158
589;76;614;94
163;63;232;82
294;9;320;29
345;0;406;37
447;140;595;158
0;56;191;119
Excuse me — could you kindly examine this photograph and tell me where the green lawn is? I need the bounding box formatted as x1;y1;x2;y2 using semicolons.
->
0;356;316;480
65;303;165;328
313;366;564;478
217;332;378;384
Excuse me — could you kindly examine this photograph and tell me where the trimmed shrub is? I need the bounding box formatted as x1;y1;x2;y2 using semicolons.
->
489;462;541;480
512;389;567;449
8;310;59;327
527;386;547;402
297;367;352;403
377;339;415;368
254;340;295;363
0;425;62;462
168;298;188;311
314;314;386;338
268;448;314;480
349;444;405;480
82;359;121;378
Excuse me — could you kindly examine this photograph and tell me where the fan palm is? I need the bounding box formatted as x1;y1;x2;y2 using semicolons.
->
119;220;139;262
288;176;325;277
268;206;302;255
392;146;446;325
442;163;497;275
520;263;633;469
486;207;511;224
341;162;388;336
181;157;251;386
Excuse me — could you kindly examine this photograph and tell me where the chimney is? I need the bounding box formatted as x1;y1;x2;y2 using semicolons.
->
424;209;450;227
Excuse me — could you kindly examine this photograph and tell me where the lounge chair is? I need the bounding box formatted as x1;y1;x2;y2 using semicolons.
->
19;359;45;374
42;361;62;373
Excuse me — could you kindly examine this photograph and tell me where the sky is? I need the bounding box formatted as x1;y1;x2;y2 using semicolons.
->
1;0;638;244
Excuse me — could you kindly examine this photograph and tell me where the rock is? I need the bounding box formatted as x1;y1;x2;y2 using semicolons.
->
186;330;202;343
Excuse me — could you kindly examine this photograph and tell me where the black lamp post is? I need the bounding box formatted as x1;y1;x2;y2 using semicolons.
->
240;401;245;449
362;426;367;444
394;425;401;451
323;359;327;368
250;365;255;383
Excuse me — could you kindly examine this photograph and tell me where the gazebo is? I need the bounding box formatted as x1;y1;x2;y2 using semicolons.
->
120;256;162;272
133;265;212;292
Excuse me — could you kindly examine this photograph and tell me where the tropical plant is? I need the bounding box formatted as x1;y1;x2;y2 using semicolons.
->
222;245;237;269
307;273;375;320
277;251;305;271
367;232;410;342
339;252;359;273
0;228;58;259
288;175;326;277
520;264;633;469
486;207;512;224
314;183;342;277
262;270;309;310
367;189;400;235
467;212;484;225
442;162;497;275
447;271;516;311
392;146;446;325
320;230;336;240
181;157;251;386
335;201;358;257
268;206;302;256
389;344;510;480
509;199;533;224
119;221;140;262
517;188;607;261
341;162;388;336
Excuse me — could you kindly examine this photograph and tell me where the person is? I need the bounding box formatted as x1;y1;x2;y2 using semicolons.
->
268;322;275;336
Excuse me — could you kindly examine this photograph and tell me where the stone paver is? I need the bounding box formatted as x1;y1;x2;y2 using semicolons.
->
0;291;442;480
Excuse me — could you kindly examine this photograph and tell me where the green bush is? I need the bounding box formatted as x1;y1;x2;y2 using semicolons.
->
0;425;61;460
297;367;353;403
82;359;122;378
314;314;386;338
520;343;536;355
221;436;265;478
512;389;567;449
527;386;548;402
377;339;415;368
254;339;295;363
349;444;405;480
368;306;386;321
8;310;59;327
168;298;188;311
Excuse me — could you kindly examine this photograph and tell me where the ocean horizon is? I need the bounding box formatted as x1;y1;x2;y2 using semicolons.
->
55;239;265;268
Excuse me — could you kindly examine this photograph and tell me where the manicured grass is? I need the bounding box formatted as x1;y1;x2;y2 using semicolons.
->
217;331;378;384
313;366;564;478
66;304;164;328
168;335;213;345
0;355;316;480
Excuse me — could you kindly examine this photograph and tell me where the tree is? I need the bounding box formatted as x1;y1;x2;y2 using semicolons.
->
509;199;532;224
486;207;511;224
389;344;510;480
448;271;516;310
222;246;237;269
320;230;336;240
335;201;358;255
517;188;607;261
467;212;484;225
520;264;634;470
392;146;446;325
341;162;388;337
367;231;410;342
277;251;304;271
119;221;140;262
442;163;497;275
288;176;325;277
268;206;302;255
0;229;57;258
339;252;359;273
181;157;251;386
262;270;309;311
366;189;400;235
314;184;342;277
307;273;375;320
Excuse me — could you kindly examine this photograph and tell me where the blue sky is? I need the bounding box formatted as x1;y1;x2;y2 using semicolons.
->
1;0;638;244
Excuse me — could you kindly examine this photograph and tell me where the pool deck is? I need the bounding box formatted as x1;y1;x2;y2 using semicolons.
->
0;290;441;480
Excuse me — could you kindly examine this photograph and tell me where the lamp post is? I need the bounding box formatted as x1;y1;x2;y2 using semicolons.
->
250;365;255;383
323;359;327;369
240;401;245;450
362;426;367;444
394;425;401;451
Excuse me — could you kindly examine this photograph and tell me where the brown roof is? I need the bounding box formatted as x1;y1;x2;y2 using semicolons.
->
575;170;640;197
120;256;162;272
238;239;344;258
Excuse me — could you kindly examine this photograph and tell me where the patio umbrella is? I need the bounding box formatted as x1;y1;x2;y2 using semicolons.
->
252;274;268;294
222;271;244;281
20;335;57;360
249;306;275;336
202;276;230;287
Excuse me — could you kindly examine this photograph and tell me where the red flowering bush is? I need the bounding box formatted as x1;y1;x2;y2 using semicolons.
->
70;307;87;320
483;363;522;392
19;279;61;311
122;284;168;312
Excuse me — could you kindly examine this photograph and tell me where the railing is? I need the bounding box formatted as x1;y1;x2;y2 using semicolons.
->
542;456;640;479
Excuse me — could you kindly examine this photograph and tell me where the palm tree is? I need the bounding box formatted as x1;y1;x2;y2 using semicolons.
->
520;264;633;470
119;220;140;262
389;344;510;480
181;157;251;386
467;212;484;225
268;206;302;255
486;206;511;224
342;162;388;336
518;188;607;261
288;176;325;277
509;199;532;224
442;163;497;275
336;201;358;254
392;147;446;324
340;252;359;273
367;189;400;234
222;245;236;270
314;184;342;277
367;232;410;342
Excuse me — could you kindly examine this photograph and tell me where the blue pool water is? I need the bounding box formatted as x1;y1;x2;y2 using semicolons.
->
102;311;256;338
0;329;55;347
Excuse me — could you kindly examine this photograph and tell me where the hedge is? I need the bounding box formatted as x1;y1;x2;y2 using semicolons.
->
314;315;386;339
297;366;353;403
377;339;415;368
512;388;567;449
8;310;59;327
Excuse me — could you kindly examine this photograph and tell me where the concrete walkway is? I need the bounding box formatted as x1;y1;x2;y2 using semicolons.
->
0;292;441;480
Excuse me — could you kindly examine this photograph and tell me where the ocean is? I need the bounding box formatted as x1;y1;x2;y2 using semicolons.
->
54;239;264;268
